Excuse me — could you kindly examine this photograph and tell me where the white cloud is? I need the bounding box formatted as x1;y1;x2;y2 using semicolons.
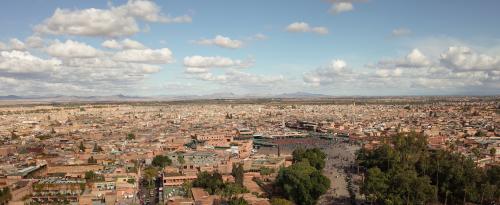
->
311;27;329;35
330;2;353;14
286;22;329;35
194;35;244;49
286;22;310;33
9;38;26;50
303;59;355;86
191;69;285;88
440;46;500;71
253;33;268;40
392;28;412;37
113;48;174;64
35;0;191;37
183;56;252;70
0;50;61;74
102;38;146;50
46;40;101;58
378;48;431;68
25;35;44;48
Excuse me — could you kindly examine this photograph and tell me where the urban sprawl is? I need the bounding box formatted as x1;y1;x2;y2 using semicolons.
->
0;97;498;205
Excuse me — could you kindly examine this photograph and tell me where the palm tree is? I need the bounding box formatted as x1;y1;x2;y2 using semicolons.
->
143;166;157;189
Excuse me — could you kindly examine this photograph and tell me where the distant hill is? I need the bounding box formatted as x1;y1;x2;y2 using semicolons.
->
274;92;329;98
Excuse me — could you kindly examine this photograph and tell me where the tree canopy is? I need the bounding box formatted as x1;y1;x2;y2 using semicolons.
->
275;148;330;205
152;155;172;168
357;132;500;205
292;147;327;170
232;163;244;186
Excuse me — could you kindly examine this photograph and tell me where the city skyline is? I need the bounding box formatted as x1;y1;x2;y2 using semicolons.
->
1;0;500;96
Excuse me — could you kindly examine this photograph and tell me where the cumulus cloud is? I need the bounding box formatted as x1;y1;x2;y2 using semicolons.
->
440;46;500;71
303;59;355;86
113;48;174;64
0;50;61;74
330;2;353;14
183;56;253;72
25;36;44;48
46;40;101;58
378;49;431;68
0;36;175;95
286;22;329;35
304;47;500;92
102;38;146;50
35;0;192;37
325;0;368;14
194;35;244;49
392;28;412;37
9;38;26;50
197;69;284;86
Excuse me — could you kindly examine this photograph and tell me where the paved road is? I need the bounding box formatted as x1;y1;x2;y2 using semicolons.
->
318;142;360;205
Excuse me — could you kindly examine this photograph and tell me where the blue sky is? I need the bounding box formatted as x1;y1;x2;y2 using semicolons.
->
0;0;499;96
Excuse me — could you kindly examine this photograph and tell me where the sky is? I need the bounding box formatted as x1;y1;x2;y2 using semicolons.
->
0;0;499;96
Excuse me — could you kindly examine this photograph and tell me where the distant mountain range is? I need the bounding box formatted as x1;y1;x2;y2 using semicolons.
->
0;92;332;102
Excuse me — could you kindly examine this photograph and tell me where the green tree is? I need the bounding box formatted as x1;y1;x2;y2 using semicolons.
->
363;167;388;204
270;198;293;205
0;187;12;204
292;148;326;170
84;171;103;182
275;160;330;205
93;143;103;153
260;167;275;176
87;156;97;164
126;133;135;140
192;171;225;194
227;197;249;205
152;155;172;168
78;141;85;152
143;166;158;189
232;163;244;186
357;132;499;205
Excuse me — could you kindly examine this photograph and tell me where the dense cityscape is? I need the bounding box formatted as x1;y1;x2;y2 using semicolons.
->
0;97;498;205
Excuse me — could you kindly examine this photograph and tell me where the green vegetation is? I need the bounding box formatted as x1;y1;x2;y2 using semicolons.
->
275;148;330;205
193;171;249;203
270;198;294;205
35;134;52;141
143;166;158;189
126;133;135;140
193;171;225;194
292;147;327;170
357;132;500;205
152;155;172;168
0;187;12;204
87;156;97;164
232;163;244;186
127;178;136;184
92;143;103;152
227;197;249;205
78;141;85;152
84;171;104;182
259;167;275;176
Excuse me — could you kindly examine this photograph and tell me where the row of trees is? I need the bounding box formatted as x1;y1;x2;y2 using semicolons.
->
274;148;330;205
357;132;500;204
